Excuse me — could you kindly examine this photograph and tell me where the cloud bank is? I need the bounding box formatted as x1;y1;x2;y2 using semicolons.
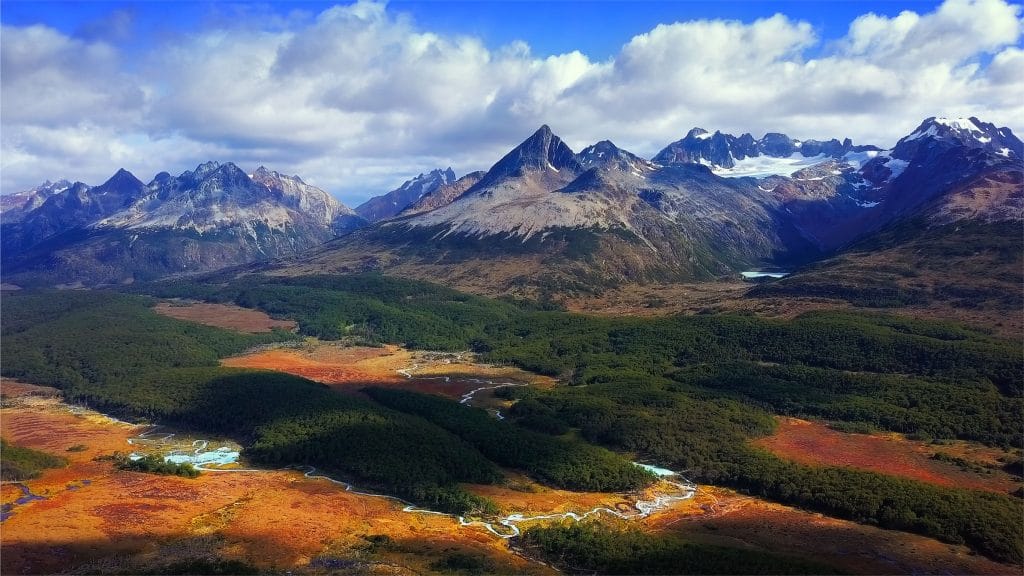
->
2;0;1021;204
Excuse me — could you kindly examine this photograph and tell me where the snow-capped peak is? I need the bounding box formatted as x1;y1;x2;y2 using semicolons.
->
933;117;982;131
896;116;1022;159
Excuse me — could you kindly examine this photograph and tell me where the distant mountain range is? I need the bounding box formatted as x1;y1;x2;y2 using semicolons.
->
1;162;365;285
3;116;1020;292
273;116;1021;295
355;168;457;223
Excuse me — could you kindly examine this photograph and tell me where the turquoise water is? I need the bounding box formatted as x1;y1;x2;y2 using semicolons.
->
741;271;789;279
634;463;676;476
164;446;240;467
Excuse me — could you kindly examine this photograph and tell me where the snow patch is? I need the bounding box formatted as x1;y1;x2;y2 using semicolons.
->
934;117;980;132
841;150;882;169
883;158;909;180
847;195;880;208
713;153;828;178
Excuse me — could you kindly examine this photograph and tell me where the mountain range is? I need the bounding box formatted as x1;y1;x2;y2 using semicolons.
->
2;116;1020;296
269;116;1022;295
1;162;365;285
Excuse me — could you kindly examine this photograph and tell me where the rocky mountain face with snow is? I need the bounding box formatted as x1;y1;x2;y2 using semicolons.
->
0;179;72;220
752;118;1022;315
651;127;880;172
355;168;457;223
270;118;1020;296
2;162;365;286
4;116;1017;294
401;171;486;216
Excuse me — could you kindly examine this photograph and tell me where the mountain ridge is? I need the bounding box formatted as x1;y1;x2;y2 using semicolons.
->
2;161;366;286
355;168;457;223
3;116;1018;293
262;116;1020;296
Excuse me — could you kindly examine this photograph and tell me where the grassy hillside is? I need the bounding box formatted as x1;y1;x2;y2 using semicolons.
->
751;220;1022;312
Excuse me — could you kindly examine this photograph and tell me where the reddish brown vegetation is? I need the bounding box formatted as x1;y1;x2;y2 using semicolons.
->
222;344;553;399
652;486;1016;575
0;383;551;575
153;301;297;333
753;418;1021;494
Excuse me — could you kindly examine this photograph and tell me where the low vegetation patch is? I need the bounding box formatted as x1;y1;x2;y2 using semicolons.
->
1;438;66;480
108;452;200;478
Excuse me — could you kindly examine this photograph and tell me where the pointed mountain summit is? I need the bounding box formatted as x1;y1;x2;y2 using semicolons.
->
100;168;145;191
471;125;582;191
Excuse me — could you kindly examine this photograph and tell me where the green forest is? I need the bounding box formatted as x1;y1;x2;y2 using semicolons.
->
519;522;840;574
109;453;200;478
3;275;1022;565
0;438;66;481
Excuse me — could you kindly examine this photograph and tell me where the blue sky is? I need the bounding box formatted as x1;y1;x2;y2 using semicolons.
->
2;1;946;60
1;0;1020;205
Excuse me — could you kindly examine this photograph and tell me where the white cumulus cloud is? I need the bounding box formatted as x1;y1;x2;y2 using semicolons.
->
1;0;1021;206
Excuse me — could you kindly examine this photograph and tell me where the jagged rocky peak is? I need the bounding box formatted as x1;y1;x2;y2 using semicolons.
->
0;179;72;219
251;165;305;191
401;170;487;216
252;165;285;180
476;125;582;188
188;160;222;180
577;140;656;174
759;133;797;157
652;125;880;174
355;167;459;223
653;128;736;168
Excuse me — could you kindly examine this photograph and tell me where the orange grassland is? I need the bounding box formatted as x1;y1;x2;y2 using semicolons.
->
752;417;1021;494
0;380;552;575
649;486;1018;575
221;343;555;398
152;301;298;333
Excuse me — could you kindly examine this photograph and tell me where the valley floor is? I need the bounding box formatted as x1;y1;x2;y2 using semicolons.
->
3;344;1017;575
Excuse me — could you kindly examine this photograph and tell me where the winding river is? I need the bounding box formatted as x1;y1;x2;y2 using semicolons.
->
114;354;697;538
